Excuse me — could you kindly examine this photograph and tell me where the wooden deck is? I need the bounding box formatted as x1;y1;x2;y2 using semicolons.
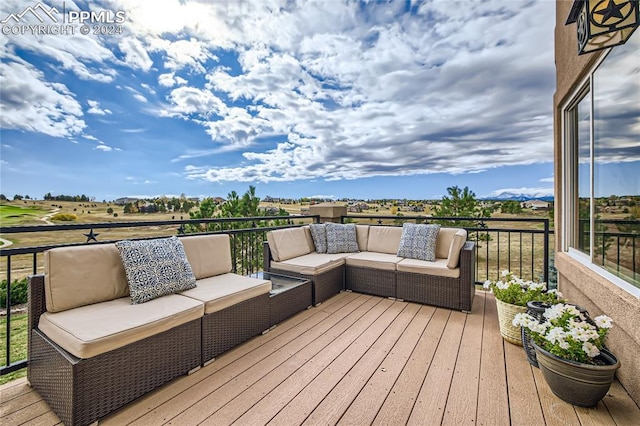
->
2;290;639;425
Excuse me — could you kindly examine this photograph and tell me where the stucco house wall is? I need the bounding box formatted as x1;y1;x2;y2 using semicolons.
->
554;0;640;405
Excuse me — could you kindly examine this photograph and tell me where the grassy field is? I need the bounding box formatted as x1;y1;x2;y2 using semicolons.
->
0;199;553;281
0;204;50;226
0;313;27;385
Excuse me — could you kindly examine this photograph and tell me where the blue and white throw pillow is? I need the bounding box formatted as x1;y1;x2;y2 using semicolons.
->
325;223;359;254
116;236;196;304
397;223;440;261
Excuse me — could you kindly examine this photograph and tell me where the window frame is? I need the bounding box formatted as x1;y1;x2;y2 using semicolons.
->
561;52;640;298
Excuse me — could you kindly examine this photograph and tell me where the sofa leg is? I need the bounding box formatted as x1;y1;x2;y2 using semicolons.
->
395;298;404;302
203;358;217;367
188;366;201;375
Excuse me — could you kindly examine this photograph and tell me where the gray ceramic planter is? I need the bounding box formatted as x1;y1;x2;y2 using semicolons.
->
533;342;620;407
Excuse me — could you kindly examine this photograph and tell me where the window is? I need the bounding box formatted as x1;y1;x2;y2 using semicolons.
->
563;34;640;292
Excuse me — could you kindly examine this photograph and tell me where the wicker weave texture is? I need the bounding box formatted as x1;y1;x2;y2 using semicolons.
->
396;242;475;311
270;280;312;326
202;293;270;363
269;265;344;306
28;275;201;426
495;298;526;345
345;266;396;298
29;322;201;426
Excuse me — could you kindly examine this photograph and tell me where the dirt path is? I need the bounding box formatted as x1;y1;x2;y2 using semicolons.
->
39;208;60;225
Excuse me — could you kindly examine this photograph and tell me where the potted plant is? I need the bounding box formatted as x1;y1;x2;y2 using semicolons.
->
483;270;562;345
514;304;620;407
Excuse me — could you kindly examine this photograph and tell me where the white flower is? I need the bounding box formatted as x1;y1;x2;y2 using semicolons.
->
565;305;581;317
512;313;534;327
529;282;546;291
496;280;510;290
501;269;510;277
582;341;600;358
531;321;549;334
544;304;565;321
594;315;613;329
546;327;566;344
547;289;563;298
483;280;492;289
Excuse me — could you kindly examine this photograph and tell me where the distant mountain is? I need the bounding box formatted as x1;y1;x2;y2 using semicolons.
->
484;192;554;202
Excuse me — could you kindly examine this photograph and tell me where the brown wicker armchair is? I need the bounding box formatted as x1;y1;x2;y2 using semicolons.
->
27;275;201;426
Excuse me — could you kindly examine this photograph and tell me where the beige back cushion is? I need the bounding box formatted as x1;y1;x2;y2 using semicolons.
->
367;226;403;254
436;227;460;259
45;244;129;313
446;229;468;269
267;227;314;261
355;225;370;251
181;234;232;279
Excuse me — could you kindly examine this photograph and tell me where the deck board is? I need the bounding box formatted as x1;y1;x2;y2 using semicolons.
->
373;307;451;425
476;291;510;426
1;290;639;426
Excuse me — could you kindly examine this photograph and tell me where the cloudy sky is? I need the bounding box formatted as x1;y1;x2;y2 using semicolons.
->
1;0;559;201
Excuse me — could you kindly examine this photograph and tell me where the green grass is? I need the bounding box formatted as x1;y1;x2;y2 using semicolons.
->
0;313;28;385
0;203;49;226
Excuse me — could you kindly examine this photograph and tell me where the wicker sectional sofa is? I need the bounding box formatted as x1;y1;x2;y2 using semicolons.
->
28;234;271;426
264;224;476;311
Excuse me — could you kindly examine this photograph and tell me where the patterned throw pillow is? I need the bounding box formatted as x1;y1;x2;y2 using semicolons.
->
115;236;197;304
309;224;328;253
326;223;359;254
397;223;441;261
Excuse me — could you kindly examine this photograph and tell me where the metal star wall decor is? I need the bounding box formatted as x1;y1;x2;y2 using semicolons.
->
84;229;100;243
566;0;639;55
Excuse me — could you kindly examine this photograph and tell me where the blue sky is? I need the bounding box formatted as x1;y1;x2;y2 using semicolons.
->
1;0;559;202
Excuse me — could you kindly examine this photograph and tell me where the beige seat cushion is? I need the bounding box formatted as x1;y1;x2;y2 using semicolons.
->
367;226;403;254
345;251;404;271
44;244;129;313
179;273;271;314
181;234;232;279
267;227;314;261
271;253;345;276
38;294;204;359
396;258;461;279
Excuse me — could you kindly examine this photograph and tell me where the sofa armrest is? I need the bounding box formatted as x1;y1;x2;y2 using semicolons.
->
459;241;476;311
263;241;273;272
28;274;47;331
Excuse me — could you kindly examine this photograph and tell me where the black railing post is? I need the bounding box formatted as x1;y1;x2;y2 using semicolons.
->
5;256;11;369
544;219;550;285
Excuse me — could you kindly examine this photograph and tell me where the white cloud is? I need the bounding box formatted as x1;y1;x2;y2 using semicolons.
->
87;100;112;115
95;144;113;152
133;93;148;103
0;60;85;138
158;72;188;88
118;37;153;71
2;0;559;191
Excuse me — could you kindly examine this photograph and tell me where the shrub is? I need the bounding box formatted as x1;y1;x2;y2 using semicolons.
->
0;277;28;308
51;213;77;221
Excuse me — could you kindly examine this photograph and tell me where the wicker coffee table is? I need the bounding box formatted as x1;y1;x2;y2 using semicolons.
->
252;271;313;326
